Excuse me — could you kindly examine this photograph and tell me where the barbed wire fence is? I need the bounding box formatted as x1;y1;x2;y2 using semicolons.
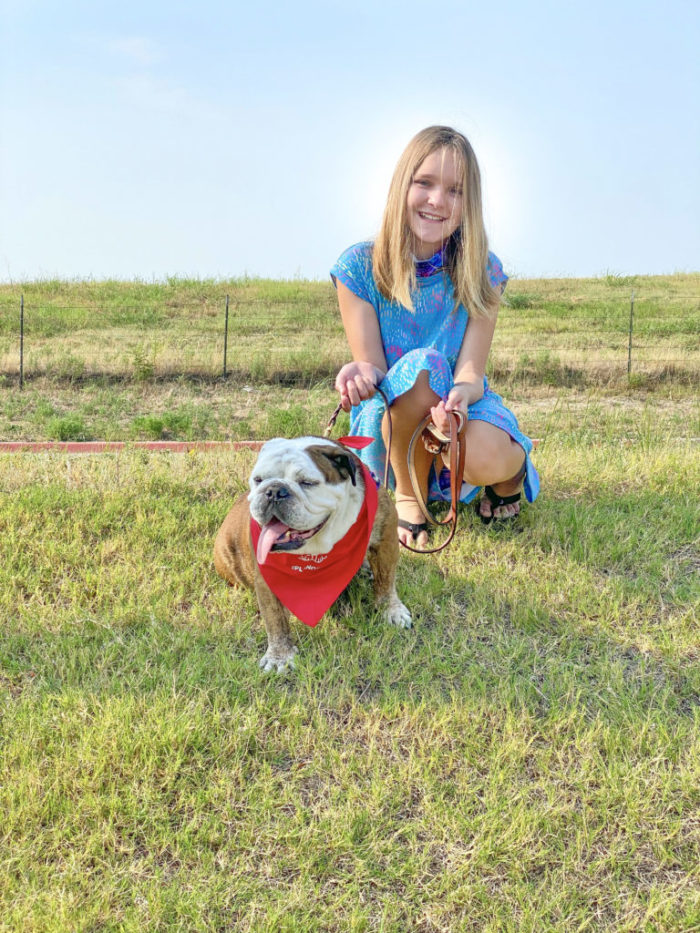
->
5;290;700;390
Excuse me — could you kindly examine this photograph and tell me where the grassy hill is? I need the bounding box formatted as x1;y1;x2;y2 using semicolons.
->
0;273;697;443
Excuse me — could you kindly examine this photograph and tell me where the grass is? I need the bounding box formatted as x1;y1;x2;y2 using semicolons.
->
1;397;699;930
0;278;344;388
0;274;698;929
0;271;697;446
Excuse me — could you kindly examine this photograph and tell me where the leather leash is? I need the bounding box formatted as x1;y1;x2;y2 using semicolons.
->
401;410;466;554
324;388;466;554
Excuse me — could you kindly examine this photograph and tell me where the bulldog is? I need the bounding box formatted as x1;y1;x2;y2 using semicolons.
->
214;436;412;672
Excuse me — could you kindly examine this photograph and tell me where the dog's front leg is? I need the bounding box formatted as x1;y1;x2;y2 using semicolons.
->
254;575;297;672
368;528;413;630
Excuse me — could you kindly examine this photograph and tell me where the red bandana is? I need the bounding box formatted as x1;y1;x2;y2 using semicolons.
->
250;440;377;627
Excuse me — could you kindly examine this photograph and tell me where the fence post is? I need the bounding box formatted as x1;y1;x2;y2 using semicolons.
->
627;290;635;378
223;294;229;378
19;295;24;390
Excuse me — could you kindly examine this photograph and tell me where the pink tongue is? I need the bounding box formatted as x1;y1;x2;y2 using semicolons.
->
256;519;290;565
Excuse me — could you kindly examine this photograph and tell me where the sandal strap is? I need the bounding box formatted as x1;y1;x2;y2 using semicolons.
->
395;496;428;539
397;519;428;537
484;485;522;507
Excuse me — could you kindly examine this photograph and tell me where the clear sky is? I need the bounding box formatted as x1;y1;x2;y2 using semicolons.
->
1;0;698;282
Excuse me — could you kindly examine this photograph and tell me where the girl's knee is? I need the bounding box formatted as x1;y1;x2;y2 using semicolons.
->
463;448;497;485
462;426;524;485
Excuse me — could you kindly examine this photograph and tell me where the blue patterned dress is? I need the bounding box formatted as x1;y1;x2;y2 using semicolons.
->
330;241;540;505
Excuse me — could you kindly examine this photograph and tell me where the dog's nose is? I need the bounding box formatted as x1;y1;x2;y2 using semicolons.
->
265;483;290;501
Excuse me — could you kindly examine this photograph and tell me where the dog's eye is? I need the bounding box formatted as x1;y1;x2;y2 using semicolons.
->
300;480;319;488
253;476;262;484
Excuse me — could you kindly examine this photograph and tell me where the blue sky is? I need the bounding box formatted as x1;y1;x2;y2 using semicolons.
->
1;0;698;281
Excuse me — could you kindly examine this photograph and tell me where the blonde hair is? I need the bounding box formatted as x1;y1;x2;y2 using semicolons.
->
373;125;499;318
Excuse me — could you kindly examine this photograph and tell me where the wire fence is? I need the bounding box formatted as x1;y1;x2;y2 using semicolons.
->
3;291;699;389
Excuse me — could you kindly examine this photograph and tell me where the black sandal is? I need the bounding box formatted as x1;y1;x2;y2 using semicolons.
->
476;485;522;525
395;493;429;543
397;518;429;541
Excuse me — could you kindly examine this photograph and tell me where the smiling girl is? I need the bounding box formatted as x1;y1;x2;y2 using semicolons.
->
331;125;539;548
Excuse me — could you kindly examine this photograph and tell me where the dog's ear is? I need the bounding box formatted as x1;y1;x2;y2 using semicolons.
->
306;445;358;486
321;450;357;486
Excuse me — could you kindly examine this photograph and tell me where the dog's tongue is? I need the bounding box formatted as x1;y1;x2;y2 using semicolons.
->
256;519;290;565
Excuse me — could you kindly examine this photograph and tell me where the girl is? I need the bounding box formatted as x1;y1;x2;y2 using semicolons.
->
331;125;539;548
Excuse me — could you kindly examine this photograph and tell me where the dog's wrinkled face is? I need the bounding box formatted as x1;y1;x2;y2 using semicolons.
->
248;437;365;564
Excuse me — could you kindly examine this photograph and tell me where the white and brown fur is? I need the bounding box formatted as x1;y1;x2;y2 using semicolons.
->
214;436;412;672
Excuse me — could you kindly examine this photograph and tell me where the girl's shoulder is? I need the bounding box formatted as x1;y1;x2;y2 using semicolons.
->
332;240;374;273
486;251;508;291
330;241;376;303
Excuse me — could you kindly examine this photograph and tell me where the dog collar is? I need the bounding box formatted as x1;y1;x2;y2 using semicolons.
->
250;461;378;626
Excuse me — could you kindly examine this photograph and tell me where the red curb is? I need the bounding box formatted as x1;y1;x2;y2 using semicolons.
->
0;441;264;453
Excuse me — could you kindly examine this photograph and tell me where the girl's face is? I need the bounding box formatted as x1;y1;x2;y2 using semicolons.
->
406;147;464;259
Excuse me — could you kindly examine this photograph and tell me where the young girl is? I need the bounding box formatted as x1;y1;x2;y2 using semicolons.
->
331;125;539;548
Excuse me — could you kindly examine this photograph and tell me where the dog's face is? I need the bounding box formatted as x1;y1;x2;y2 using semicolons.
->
248;437;366;564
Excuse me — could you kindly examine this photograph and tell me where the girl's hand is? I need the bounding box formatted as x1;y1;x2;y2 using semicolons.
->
429;382;473;435
445;381;473;415
334;361;385;412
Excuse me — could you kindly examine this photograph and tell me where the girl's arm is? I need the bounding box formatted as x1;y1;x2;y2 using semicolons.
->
334;281;389;411
443;308;499;414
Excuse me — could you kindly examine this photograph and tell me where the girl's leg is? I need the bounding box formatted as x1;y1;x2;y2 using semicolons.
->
380;361;528;543
381;369;440;548
425;400;527;519
459;420;526;520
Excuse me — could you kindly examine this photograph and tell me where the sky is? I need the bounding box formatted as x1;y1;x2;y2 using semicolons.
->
1;0;698;282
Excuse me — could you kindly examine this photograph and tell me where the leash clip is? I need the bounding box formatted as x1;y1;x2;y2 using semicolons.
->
323;402;344;438
324;388;391;488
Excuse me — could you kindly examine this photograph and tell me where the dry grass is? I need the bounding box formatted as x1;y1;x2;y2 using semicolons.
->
0;273;697;390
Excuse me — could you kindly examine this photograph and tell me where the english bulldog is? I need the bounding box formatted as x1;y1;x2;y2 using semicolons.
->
214;436;412;672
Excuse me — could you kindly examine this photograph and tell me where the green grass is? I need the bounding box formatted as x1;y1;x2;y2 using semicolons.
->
1;395;699;930
0;275;698;928
0;379;342;443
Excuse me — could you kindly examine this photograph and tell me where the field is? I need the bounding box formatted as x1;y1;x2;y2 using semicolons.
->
0;276;698;931
0;273;698;442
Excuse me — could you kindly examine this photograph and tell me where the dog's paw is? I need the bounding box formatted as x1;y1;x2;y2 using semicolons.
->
259;645;298;673
383;596;413;630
